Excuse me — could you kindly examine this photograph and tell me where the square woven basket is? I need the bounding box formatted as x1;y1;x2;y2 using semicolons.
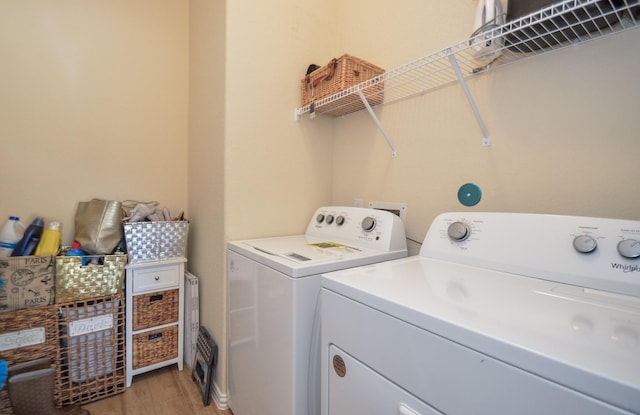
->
56;293;126;406
132;325;178;369
0;304;60;414
55;254;127;303
300;54;385;116
123;220;189;263
132;288;179;331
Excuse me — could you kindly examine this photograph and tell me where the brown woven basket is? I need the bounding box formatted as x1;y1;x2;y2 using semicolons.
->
0;305;60;414
132;289;179;331
133;325;178;369
56;294;126;406
300;54;385;116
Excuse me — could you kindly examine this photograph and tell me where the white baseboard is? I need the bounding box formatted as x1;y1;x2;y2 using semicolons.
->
212;379;230;410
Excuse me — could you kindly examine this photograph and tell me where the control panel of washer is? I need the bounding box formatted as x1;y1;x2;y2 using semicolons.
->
423;212;640;297
306;206;407;253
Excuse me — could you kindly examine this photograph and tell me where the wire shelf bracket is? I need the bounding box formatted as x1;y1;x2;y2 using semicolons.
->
446;48;491;147
356;89;398;157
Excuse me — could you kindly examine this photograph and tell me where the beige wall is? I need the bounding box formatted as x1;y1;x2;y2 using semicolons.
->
224;0;336;241
188;0;227;398
3;0;640;408
216;0;336;401
0;1;189;244
329;0;640;252
189;0;337;402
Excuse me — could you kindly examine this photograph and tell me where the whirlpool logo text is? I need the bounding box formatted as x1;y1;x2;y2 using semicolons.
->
611;263;640;273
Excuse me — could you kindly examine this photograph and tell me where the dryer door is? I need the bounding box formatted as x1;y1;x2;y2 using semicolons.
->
328;345;443;415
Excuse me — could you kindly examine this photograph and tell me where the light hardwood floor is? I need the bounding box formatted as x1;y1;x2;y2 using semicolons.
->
83;365;232;415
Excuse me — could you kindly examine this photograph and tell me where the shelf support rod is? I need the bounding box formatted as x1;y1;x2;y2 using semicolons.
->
446;48;491;146
357;89;397;157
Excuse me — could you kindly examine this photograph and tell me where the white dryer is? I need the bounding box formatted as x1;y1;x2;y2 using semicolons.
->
227;206;407;415
322;212;640;415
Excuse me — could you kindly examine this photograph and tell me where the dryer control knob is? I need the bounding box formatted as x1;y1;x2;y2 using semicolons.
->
361;217;376;232
447;222;470;241
326;215;334;224
573;235;597;254
316;214;325;223
336;216;345;226
617;239;640;259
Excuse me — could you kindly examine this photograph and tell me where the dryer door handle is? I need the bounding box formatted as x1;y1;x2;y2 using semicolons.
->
398;403;422;415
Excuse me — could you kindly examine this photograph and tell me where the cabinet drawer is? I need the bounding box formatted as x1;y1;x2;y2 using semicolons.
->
132;325;178;369
132;265;179;293
133;289;179;331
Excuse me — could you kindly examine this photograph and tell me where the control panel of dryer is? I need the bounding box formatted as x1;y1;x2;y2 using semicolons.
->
421;212;640;297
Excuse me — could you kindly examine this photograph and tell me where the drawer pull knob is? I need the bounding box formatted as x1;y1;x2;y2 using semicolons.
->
154;276;160;281
150;294;163;302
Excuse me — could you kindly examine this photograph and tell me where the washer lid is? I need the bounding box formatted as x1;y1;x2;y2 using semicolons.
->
322;256;640;413
228;235;407;278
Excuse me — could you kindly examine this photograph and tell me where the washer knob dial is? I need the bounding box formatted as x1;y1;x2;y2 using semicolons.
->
326;215;334;224
617;239;640;259
361;217;376;232
447;222;470;241
316;214;325;223
573;235;597;254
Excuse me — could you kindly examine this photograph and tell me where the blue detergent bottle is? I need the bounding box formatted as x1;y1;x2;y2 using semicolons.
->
11;217;45;256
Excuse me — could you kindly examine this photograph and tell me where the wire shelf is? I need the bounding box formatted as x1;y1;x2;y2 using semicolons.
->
295;0;640;119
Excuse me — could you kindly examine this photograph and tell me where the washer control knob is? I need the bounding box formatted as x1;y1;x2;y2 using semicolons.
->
447;222;470;242
361;217;376;232
326;215;334;224
617;239;640;259
336;216;345;226
316;214;325;224
573;235;597;254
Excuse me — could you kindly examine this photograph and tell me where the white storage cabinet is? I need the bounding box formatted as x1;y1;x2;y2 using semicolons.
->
125;258;186;387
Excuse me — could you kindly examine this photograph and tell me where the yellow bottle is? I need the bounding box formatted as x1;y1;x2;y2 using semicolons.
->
34;220;62;256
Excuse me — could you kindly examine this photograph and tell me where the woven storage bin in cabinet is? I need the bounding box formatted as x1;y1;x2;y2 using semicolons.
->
55;254;127;303
300;54;385;116
0;305;60;414
133;289;179;331
123;220;189;263
56;294;126;406
133;325;178;369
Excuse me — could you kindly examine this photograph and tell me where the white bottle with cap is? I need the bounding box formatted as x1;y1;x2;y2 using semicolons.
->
0;216;26;258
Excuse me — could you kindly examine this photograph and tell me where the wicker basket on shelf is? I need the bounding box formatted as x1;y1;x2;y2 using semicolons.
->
301;54;385;116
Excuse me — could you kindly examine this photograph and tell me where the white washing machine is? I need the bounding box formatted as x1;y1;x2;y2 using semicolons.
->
227;206;407;415
322;212;640;415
